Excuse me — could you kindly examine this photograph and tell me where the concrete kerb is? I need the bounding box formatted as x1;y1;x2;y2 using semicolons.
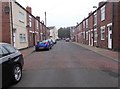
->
72;42;119;62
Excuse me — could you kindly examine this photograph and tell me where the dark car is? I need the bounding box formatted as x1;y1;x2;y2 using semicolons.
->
0;43;24;88
35;40;51;51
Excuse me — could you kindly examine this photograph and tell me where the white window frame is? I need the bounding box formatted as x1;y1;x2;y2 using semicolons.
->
36;20;39;29
83;31;85;39
86;19;88;28
101;5;105;21
18;11;25;23
94;29;97;42
86;31;88;40
94;12;97;26
29;15;32;27
19;34;27;43
101;26;105;40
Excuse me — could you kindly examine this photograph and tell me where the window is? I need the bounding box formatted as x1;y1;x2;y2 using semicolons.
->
101;26;105;40
20;34;23;42
101;5;105;21
83;21;85;28
3;45;16;53
94;12;97;25
86;32;88;40
94;29;97;42
29;15;32;27
86;19;88;28
83;31;85;39
19;34;27;42
18;11;25;23
36;20;39;29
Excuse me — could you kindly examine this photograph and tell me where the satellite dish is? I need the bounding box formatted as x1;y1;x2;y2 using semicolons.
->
4;6;10;14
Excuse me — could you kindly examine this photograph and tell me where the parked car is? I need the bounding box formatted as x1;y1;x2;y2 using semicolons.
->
35;40;51;51
65;38;70;42
51;39;57;44
0;43;24;88
48;39;54;46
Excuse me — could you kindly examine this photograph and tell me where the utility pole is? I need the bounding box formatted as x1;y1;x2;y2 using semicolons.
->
45;12;47;39
45;12;47;26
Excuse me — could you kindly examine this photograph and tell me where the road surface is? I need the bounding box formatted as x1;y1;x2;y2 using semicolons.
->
10;40;119;87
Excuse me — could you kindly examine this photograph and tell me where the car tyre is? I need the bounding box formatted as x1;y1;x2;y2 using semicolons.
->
35;48;39;51
12;64;22;84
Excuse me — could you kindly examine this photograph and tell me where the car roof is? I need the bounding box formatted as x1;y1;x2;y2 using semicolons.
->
0;42;11;45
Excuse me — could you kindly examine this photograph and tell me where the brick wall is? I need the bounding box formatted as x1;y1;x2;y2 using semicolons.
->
118;2;120;51
26;7;35;47
2;2;11;44
0;1;2;42
97;2;113;49
113;2;120;51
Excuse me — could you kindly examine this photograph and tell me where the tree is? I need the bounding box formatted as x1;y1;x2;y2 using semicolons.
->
58;27;70;39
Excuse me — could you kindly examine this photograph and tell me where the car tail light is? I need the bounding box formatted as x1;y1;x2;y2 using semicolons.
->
45;42;48;44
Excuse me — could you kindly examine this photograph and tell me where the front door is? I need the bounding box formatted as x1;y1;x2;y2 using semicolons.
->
89;31;90;46
108;26;112;49
91;29;93;46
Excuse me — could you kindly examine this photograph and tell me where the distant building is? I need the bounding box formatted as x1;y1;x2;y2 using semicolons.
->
69;26;75;41
48;26;58;40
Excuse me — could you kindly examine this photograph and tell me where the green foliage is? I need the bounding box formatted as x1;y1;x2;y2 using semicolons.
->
58;27;70;39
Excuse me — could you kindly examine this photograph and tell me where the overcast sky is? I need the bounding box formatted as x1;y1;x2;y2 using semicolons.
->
16;0;105;29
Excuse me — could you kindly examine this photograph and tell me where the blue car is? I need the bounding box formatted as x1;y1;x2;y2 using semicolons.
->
35;40;51;51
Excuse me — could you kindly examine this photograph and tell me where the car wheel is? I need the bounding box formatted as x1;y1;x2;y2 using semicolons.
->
12;64;22;84
35;48;39;51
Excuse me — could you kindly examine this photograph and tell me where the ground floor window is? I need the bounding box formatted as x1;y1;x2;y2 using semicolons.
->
19;34;27;42
101;26;105;40
94;29;97;42
86;31;88;40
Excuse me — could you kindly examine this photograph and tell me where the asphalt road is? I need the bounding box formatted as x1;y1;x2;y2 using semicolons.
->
10;40;118;87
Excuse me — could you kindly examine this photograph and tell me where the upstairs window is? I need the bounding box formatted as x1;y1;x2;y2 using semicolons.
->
29;15;32;27
86;19;88;28
18;11;25;23
101;5;105;21
36;20;39;29
94;12;97;25
83;21;85;28
86;31;88;40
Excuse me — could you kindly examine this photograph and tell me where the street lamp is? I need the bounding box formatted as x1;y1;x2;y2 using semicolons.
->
93;6;97;8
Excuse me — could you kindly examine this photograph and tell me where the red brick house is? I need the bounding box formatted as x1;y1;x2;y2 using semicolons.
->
74;1;120;51
97;2;120;51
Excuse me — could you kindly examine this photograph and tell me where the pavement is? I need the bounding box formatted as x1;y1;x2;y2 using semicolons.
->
73;42;119;62
20;46;35;58
19;42;119;62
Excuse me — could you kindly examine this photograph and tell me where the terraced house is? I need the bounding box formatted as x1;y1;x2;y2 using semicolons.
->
74;1;120;51
0;0;50;49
